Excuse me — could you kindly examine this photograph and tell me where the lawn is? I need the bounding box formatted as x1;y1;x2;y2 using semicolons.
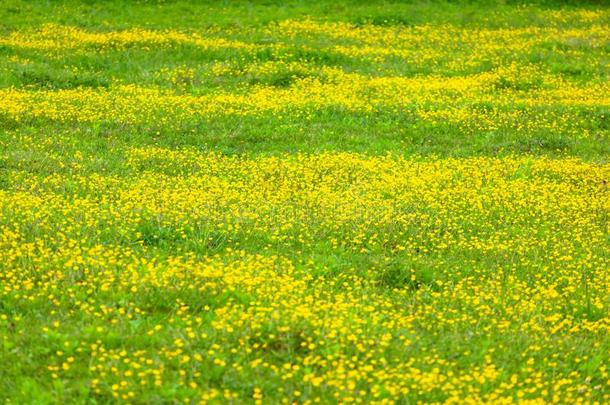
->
0;0;609;403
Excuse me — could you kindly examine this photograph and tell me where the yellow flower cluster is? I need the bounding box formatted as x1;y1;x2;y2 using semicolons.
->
0;24;258;53
3;14;608;63
1;17;608;138
273;18;609;65
2;151;609;402
0;68;607;136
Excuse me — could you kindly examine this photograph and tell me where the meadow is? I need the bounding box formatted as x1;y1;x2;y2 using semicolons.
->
0;0;609;403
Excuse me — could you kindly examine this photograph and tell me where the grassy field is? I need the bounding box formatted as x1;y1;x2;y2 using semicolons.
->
0;0;609;403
